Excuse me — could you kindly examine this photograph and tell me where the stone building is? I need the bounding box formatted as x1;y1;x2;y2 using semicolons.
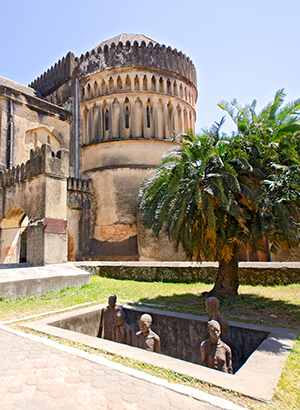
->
0;34;197;265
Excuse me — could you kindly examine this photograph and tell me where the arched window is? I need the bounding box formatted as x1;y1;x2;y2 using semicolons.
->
143;75;148;91
125;106;130;129
109;77;114;93
151;76;156;91
134;75;140;91
167;79;171;94
117;76;122;91
180;84;183;98
159;77;164;92
146;105;151;128
84;107;89;144
174;81;178;96
125;75;131;91
94;82;98;97
54;93;58;105
81;87;85;100
105;109;109;131
60;89;63;104
87;84;91;99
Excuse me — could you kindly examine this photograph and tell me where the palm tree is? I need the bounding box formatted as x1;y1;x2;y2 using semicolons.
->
140;90;300;300
140;120;258;299
219;89;300;256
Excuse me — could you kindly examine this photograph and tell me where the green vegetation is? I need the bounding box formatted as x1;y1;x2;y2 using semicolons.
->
0;275;299;410
140;90;300;300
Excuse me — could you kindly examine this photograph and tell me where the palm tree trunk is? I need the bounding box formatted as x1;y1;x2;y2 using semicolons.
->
204;242;240;300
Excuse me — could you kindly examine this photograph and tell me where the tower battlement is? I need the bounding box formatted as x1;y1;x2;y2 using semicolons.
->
30;36;197;96
29;52;76;95
0;144;69;188
76;40;197;87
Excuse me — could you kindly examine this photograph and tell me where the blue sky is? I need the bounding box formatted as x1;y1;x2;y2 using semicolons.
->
1;0;299;133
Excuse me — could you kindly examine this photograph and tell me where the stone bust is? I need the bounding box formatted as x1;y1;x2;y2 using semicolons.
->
112;310;132;346
205;296;231;346
102;294;123;341
200;320;233;374
136;313;161;353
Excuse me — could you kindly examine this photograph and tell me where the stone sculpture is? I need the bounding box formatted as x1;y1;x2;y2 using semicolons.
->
136;313;161;353
200;320;233;373
205;296;231;346
112;310;132;345
102;294;123;340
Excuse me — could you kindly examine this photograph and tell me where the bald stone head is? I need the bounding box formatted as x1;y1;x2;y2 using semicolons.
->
205;297;220;315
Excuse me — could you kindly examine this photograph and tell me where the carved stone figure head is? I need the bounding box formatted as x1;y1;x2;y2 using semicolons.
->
207;320;221;342
205;297;220;315
139;313;152;335
108;294;117;309
115;309;125;326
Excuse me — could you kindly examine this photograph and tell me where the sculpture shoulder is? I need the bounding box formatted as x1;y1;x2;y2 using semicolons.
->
149;330;160;340
200;339;211;349
219;340;231;353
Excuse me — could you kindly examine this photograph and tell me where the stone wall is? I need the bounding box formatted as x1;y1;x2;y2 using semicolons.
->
0;84;71;171
80;262;300;286
67;177;92;260
0;144;69;266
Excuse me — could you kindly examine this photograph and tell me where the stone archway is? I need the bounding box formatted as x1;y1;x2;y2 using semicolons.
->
0;205;29;264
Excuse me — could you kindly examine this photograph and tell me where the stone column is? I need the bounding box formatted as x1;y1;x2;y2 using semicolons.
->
153;97;159;139
181;106;185;133
98;104;103;141
120;101;124;139
131;97;136;138
88;108;93;144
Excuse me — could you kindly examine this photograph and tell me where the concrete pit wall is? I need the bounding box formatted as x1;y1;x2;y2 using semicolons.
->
50;305;269;373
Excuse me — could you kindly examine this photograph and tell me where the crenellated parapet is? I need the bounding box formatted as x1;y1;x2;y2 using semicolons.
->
29;52;76;96
30;38;197;96
67;177;92;193
76;40;197;88
0;144;69;188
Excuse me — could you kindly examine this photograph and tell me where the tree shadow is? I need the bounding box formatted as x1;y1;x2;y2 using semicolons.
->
136;291;300;332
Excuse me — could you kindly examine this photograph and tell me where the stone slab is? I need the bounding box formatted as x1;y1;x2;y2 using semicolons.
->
24;303;298;402
0;264;91;299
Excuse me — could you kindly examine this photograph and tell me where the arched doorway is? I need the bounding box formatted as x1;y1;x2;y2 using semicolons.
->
0;206;29;264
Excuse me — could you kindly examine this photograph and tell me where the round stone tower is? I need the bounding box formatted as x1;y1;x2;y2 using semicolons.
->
76;34;197;260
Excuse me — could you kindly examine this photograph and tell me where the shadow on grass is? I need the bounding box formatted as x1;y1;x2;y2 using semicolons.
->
137;292;300;331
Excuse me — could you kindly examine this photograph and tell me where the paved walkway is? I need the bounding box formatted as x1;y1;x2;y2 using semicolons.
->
0;327;246;410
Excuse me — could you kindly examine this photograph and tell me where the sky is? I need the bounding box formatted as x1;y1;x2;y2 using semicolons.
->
1;0;300;134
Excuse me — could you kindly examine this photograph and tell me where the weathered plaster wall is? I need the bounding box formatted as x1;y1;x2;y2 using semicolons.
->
82;140;178;171
67;178;92;261
0;86;71;172
0;145;69;266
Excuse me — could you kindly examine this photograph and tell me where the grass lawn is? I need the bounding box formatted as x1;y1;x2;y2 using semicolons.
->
0;275;299;410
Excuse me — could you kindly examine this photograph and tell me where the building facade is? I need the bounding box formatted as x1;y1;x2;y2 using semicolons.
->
0;34;197;264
